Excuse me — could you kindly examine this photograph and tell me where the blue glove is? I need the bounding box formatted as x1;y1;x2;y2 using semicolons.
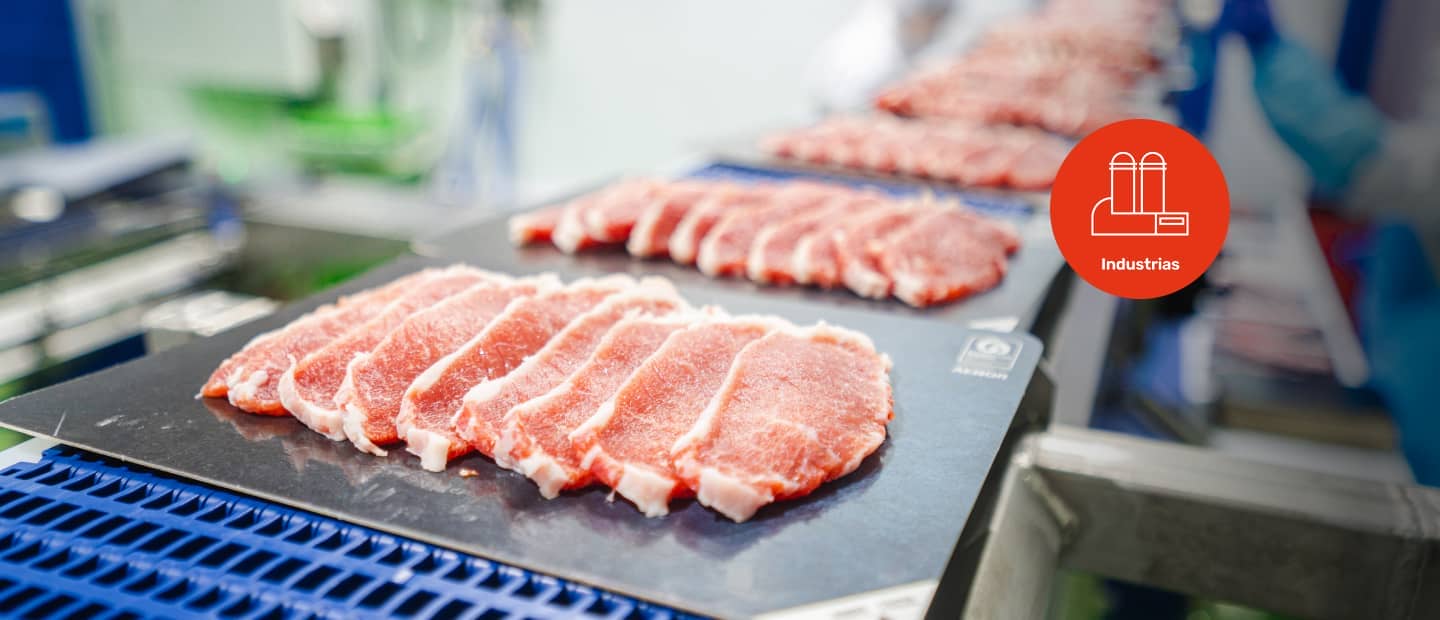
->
1251;40;1387;199
1360;224;1440;485
1219;0;1278;51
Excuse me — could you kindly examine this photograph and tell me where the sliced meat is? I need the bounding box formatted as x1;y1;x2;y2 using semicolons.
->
571;315;782;516
582;179;662;244
1006;141;1067;190
495;314;695;498
201;269;433;414
791;222;846;289
836;203;935;299
335;277;543;456
551;194;604;254
668;185;769;265
453;279;687;470
509;206;564;245
671;324;894;522
748;194;883;285
696;182;842;278
875;208;1015;307
626;181;717;258
397;275;630;470
278;267;492;440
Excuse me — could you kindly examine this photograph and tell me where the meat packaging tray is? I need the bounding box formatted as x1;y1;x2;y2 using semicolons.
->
415;163;1067;333
0;255;1042;618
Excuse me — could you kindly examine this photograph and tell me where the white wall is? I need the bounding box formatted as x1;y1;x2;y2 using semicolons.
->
512;0;861;200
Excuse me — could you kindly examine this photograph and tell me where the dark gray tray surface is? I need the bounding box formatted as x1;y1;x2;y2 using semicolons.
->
0;256;1041;618
416;205;1062;332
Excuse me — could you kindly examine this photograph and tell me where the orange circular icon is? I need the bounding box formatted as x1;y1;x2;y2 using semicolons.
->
1050;119;1229;299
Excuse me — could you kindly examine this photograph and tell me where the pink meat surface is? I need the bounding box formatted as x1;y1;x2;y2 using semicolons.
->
668;185;770;265
453;279;687;471
495;314;694;498
202;269;431;414
875;208;1016;307
398;276;630;469
836;204;935;299
509;206;565;245
551;194;604;254
570;316;782;516
695;182;842;278
335;277;542;456
748;194;884;285
582;179;663;244
626;181;717;258
278;267;490;440
671;324;894;522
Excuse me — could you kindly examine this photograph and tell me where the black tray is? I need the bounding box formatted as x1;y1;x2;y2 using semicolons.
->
0;255;1041;618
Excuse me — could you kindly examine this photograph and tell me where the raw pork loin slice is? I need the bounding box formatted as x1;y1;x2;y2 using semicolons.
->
494;314;695;498
397;276;629;470
581;179;662;244
454;279;687;471
335;276;542;456
201;269;431;414
695;182;841;278
746;194;880;285
671;324;893;522
626;181;715;257
571;315;781;516
877;208;1018;307
668;186;767;265
835;204;932;299
509;206;564;245
278;267;491;439
551;194;604;254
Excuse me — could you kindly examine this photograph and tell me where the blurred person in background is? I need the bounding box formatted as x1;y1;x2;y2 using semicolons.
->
1221;0;1440;483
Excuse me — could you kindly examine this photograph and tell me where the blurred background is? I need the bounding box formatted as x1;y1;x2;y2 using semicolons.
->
1;0;1437;618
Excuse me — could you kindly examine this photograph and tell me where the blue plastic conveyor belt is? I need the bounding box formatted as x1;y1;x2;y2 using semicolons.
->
0;446;696;620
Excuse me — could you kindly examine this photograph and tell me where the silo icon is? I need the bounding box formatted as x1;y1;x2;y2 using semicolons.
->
1091;150;1189;237
1111;152;1137;213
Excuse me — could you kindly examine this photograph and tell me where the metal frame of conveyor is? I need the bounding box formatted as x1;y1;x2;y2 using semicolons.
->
958;426;1440;619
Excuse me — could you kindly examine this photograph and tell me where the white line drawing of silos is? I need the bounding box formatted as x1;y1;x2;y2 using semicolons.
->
1092;150;1189;237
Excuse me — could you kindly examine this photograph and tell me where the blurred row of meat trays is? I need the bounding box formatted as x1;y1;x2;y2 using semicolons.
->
749;0;1176;191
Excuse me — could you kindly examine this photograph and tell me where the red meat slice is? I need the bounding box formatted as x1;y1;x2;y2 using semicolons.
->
671;324;893;522
452;278;688;469
552;194;604;254
494;313;694;498
668;185;770;265
626;181;717;258
875;208;1017;307
397;275;630;469
278;267;492;440
696;182;842;278
509;206;564;245
582;179;663;244
745;195;869;285
790;221;847;289
334;277;543;456
570;315;783;516
836;204;935;299
1006;141;1066;190
201;269;431;414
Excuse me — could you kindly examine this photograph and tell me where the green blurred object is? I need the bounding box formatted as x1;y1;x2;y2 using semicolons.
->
0;428;28;452
1050;572;1300;620
287;106;424;181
